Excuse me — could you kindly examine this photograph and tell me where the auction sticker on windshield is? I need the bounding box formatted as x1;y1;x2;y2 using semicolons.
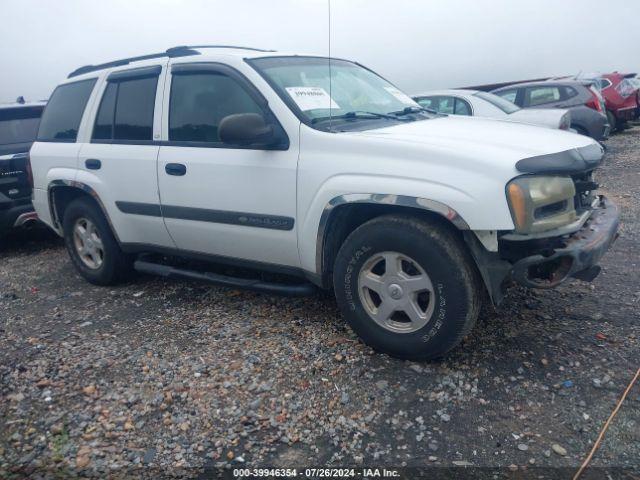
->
286;87;340;111
384;86;417;106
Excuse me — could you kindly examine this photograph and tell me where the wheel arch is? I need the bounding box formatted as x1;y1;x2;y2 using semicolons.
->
48;180;120;242
315;194;471;287
570;122;589;136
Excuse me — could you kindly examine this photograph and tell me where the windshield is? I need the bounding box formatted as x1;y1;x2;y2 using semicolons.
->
473;91;520;114
249;56;429;130
0;107;42;146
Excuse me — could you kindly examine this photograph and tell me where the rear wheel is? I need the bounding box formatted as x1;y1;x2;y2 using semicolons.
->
572;125;589;137
606;110;618;132
333;215;481;360
62;197;132;285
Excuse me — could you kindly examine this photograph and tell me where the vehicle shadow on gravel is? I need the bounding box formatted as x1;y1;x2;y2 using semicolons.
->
2;123;638;471
0;226;61;256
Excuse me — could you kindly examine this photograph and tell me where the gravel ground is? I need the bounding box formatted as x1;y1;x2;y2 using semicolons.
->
1;128;639;479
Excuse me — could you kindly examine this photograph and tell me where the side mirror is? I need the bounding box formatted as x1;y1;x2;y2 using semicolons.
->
218;113;276;147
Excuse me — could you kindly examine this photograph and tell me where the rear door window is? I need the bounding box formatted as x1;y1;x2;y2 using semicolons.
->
434;96;455;114
92;75;158;142
495;89;518;104
37;79;96;142
526;86;561;106
415;97;435;110
92;83;117;140
416;96;469;115
114;77;157;140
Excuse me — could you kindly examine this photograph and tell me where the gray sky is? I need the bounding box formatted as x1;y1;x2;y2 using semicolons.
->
1;0;639;103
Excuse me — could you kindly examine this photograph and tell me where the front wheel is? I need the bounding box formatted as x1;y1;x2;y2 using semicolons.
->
333;215;481;360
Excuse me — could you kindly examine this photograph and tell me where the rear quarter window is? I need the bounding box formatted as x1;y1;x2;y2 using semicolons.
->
600;78;612;90
562;86;579;100
453;98;472;115
37;79;96;142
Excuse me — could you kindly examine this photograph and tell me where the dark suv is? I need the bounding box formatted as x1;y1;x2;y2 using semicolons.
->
0;98;45;236
492;81;609;141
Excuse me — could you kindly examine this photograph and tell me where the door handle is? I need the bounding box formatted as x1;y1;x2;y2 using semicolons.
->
165;163;187;176
85;159;101;170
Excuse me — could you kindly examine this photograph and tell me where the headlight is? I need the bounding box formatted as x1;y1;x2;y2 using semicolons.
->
506;176;576;233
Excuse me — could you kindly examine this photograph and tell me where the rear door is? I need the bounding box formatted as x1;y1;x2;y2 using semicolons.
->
77;63;175;248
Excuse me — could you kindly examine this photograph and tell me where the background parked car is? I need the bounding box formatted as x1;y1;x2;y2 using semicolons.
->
492;80;609;141
0;97;45;237
630;75;640;119
413;89;571;131
567;72;639;130
600;72;638;130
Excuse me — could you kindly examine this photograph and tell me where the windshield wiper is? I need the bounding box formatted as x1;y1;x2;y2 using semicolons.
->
389;106;437;116
311;110;409;124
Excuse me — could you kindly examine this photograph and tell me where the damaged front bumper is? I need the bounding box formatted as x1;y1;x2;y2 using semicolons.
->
509;195;619;289
464;196;619;304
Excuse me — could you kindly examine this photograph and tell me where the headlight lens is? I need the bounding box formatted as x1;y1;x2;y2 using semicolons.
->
506;176;576;233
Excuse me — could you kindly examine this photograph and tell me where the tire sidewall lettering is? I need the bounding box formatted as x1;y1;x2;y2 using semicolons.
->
343;245;371;311
421;282;446;343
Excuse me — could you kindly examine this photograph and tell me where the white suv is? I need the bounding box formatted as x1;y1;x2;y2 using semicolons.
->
29;46;619;359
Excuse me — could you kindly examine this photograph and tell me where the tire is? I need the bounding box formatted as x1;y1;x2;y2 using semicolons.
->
606;110;617;132
333;215;481;361
571;125;589;137
62;196;132;285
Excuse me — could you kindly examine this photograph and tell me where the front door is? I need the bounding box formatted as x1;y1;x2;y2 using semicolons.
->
157;63;299;268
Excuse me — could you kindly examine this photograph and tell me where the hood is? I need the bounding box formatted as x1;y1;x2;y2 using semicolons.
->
352;115;593;159
508;108;569;129
340;115;600;179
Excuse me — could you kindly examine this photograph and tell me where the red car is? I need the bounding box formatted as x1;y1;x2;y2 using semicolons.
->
600;72;639;131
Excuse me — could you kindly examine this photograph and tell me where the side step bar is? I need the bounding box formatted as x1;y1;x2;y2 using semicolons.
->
134;259;316;297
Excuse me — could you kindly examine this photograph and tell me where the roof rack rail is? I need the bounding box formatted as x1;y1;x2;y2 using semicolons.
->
67;47;201;78
166;45;275;53
67;45;274;79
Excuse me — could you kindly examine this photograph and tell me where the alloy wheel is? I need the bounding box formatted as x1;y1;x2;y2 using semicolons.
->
73;217;104;270
357;251;435;333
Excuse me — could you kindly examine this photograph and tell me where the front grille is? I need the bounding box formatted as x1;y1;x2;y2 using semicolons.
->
535;200;569;219
571;171;597;212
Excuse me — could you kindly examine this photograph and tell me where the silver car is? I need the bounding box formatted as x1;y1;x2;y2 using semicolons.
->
413;89;571;130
